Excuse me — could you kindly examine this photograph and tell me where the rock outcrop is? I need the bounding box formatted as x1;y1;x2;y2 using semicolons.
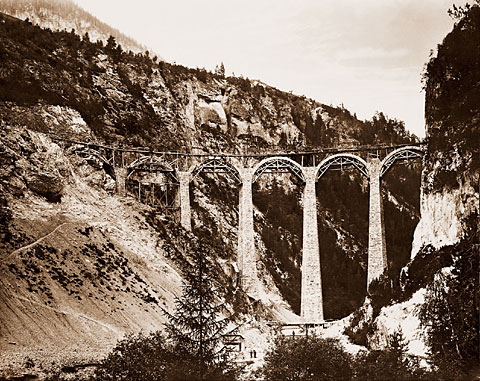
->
411;5;479;257
361;5;479;361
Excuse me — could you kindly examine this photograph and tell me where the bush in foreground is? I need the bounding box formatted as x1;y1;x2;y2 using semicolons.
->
259;335;352;380
353;329;427;380
93;330;236;380
94;331;171;381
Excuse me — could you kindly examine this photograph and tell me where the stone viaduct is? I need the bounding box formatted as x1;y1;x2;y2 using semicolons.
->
56;136;424;323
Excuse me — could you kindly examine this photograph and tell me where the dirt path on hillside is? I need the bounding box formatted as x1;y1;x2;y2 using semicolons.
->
4;222;72;261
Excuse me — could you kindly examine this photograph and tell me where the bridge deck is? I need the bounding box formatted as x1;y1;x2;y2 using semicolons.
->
50;133;425;158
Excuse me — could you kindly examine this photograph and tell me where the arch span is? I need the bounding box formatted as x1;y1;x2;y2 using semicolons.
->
127;156;177;181
380;146;424;177
316;153;369;180
252;156;305;183
190;157;242;184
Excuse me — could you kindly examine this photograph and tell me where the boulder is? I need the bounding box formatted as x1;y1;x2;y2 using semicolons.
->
25;172;63;202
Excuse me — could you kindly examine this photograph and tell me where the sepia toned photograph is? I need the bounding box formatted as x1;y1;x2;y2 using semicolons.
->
0;0;478;379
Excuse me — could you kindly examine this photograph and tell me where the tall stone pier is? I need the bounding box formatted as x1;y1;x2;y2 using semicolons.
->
237;167;257;296
367;158;387;287
114;167;128;196
177;171;192;231
301;167;324;322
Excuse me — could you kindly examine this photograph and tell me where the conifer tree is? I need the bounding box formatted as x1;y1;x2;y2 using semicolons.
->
162;239;239;380
215;62;225;77
106;35;117;50
96;238;240;380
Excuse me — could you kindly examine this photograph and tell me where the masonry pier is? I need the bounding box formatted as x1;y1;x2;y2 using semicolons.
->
301;167;324;322
114;167;128;196
238;167;257;296
367;158;387;287
178;171;192;231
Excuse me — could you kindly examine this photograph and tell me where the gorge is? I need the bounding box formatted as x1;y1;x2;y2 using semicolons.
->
0;1;478;379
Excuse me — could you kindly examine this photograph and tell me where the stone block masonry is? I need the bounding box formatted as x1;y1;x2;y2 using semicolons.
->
237;167;257;297
301;167;324;322
114;167;128;196
237;179;244;287
367;158;387;287
177;171;192;231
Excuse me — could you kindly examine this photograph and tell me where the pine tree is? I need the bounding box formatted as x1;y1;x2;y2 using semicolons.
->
387;327;412;371
95;238;241;380
162;240;239;380
215;62;225;77
106;35;117;50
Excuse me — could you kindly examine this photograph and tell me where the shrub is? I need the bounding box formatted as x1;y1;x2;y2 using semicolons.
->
259;335;352;380
94;331;171;380
353;328;428;380
416;244;479;378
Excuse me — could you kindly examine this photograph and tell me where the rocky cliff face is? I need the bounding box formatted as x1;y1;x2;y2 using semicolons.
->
411;179;477;256
412;6;479;257
361;5;480;361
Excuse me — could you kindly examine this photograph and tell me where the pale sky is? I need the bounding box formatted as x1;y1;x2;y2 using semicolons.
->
74;0;458;138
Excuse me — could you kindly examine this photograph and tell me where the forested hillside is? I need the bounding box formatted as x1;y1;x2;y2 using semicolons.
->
0;0;147;53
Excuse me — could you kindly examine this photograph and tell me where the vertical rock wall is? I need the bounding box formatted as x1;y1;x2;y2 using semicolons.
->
411;177;478;257
412;6;480;258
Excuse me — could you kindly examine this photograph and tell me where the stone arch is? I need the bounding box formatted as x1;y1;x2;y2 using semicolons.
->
252;156;306;183
190;157;242;184
380;146;424;177
316;153;369;180
127;155;177;181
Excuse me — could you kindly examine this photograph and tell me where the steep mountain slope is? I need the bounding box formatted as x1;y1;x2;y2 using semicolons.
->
0;125;259;377
346;5;479;369
0;13;423;377
0;0;148;54
0;126;178;375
